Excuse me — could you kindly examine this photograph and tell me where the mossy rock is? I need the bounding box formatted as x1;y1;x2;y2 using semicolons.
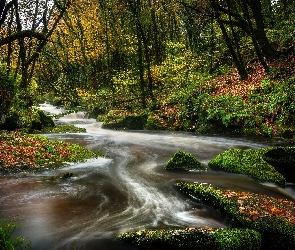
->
31;110;55;130
177;182;295;250
164;150;207;171
252;216;295;250
61;172;75;180
102;112;148;130
208;148;286;187
263;146;295;182
117;228;261;250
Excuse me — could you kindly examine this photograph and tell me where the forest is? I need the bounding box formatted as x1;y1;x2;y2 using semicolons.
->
1;1;295;249
0;0;294;137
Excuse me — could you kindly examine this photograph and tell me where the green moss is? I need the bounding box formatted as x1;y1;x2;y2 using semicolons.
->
253;216;295;250
263;146;295;182
176;182;244;226
176;182;295;249
208;148;286;187
0;132;103;173
0;217;31;249
117;228;261;250
102;111;148;130
163;150;207;171
41;124;86;133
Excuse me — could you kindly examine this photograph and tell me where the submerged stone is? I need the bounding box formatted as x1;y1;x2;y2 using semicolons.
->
61;172;74;179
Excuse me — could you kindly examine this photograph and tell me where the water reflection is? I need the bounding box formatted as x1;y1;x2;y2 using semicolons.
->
0;103;294;249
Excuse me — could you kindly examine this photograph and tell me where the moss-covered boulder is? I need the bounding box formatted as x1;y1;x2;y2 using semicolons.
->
177;182;295;249
208;148;286;187
0;108;55;132
263;146;295;183
102;110;148;130
164;150;207;171
34;109;55;129
117;228;261;250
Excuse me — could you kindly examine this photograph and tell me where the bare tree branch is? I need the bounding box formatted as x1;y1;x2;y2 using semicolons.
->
0;30;46;46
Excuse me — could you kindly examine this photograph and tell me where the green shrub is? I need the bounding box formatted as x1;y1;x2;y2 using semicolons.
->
179;93;249;134
0;108;55;132
176;76;295;137
117;228;261;250
164;150;207;171
0;65;16;123
204;95;249;128
208;148;286;187
0;217;31;250
144;115;165;130
248;76;295;137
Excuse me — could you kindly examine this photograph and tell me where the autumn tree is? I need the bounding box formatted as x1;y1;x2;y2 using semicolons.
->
0;0;70;93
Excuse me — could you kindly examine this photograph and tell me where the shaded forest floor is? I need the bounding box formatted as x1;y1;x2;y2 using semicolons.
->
210;57;295;99
142;56;295;136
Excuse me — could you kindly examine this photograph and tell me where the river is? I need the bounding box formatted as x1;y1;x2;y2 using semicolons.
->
0;103;294;249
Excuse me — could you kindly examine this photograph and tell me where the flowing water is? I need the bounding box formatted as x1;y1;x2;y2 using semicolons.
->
1;103;294;250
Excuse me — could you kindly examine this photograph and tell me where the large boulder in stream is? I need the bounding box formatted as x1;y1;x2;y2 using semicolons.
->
263;146;295;183
208;146;295;187
163;150;206;171
102;110;148;130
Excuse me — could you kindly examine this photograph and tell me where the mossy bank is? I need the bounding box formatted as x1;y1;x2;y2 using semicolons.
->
0;131;103;173
117;228;261;250
177;182;295;250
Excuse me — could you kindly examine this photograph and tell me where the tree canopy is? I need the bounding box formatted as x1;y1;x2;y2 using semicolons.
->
1;0;295;136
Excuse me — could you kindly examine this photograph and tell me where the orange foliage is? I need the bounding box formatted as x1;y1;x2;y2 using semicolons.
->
210;58;295;100
221;189;295;225
0;133;73;171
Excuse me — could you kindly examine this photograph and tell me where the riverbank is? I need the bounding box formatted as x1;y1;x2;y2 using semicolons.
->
118;183;295;249
99;59;295;141
0;131;103;173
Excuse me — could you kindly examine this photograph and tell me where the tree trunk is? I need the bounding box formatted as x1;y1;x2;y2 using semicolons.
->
248;0;277;60
211;0;248;79
136;24;147;109
241;1;269;72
